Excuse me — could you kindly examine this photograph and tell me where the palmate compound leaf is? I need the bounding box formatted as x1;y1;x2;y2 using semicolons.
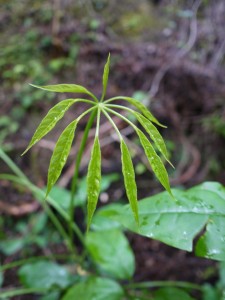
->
120;139;139;225
101;53;110;101
137;129;172;196
46;120;78;196
22;99;78;155
134;112;173;167
102;182;225;260
87;136;101;230
30;83;97;101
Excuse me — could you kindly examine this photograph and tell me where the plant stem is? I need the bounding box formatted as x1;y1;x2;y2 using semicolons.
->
126;280;203;291
0;254;73;272
101;108;122;140
69;108;97;241
0;148;27;180
0;288;49;299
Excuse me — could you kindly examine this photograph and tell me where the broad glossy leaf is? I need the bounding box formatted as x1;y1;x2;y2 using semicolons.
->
22;99;77;154
85;229;135;279
87;137;101;229
91;203;123;231
47;120;77;195
30;83;96;101
120;139;139;225
154;287;195;300
104;182;225;259
135;112;172;165
18;261;71;289
117;96;166;127
137;129;172;196
62;276;124;300
101;53;110;101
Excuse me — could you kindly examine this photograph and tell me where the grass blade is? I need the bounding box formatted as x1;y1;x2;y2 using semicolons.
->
87;137;101;230
46;120;78;196
101;53;110;101
120;139;139;225
137;129;172;196
22;99;77;155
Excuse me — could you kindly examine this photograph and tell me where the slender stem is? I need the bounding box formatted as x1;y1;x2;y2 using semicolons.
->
0;148;27;180
106;103;135;114
104;107;138;131
73;98;98;106
95;106;101;137
0;254;73;272
126;280;203;291
104;96;128;104
0;174;76;256
88;92;99;103
0;174;85;250
0;288;49;299
69;108;97;241
101;108;122;140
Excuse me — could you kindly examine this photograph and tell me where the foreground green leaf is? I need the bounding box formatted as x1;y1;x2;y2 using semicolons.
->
62;276;124;300
120;139;139;225
22;99;77;154
47;120;78;195
91;203;123;231
101;53;110;101
137;129;172;196
85;229;135;279
87;137;101;229
103;182;225;259
154;287;195;300
18;261;71;290
30;83;97;101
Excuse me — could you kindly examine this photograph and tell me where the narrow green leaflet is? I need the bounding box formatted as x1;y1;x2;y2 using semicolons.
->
87;137;101;229
85;229;135;279
47;120;78;195
115;96;166;127
22;99;77;155
30;83;97;101
137;129;172;196
135;112;173;166
120;139;139;225
101;53;110;101
62;276;124;300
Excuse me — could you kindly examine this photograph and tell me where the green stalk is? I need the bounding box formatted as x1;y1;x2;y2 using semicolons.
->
0;254;72;272
0;288;49;299
69;108;97;241
101;108;122;140
0;148;27;180
0;173;78;256
126;281;203;291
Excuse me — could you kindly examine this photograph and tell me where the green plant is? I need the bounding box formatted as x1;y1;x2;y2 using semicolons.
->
1;55;225;300
22;53;173;230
